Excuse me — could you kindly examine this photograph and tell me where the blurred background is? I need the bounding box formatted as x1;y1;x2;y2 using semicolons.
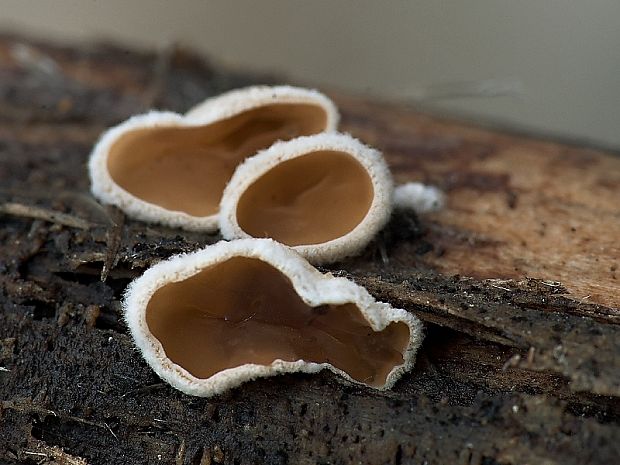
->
2;0;619;149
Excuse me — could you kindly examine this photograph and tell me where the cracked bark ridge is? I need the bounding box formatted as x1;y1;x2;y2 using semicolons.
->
1;34;619;464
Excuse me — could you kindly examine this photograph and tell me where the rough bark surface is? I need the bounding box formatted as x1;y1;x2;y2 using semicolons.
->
0;35;619;465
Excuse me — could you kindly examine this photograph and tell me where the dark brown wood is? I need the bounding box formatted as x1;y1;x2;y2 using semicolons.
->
0;34;618;465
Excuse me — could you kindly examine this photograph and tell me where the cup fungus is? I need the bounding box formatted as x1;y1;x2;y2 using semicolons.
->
124;239;422;397
88;85;339;231
219;133;393;264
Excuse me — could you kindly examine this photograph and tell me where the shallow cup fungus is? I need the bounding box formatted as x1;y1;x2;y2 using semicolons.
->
219;133;393;264
89;85;338;231
124;239;422;397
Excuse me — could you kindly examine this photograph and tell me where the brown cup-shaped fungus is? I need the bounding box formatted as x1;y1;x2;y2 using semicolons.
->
88;86;338;231
219;133;393;264
124;239;422;397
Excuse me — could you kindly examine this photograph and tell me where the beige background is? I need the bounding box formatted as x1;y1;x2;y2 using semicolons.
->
2;0;619;149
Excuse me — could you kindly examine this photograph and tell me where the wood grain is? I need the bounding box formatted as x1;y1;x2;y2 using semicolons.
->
337;95;620;309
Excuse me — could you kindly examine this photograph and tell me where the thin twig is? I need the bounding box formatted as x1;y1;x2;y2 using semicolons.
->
579;295;592;305
378;238;389;265
104;422;119;441
121;382;166;398
143;43;175;107
0;202;91;229
101;206;125;281
502;354;521;371
527;347;535;366
22;451;47;457
176;439;186;465
490;284;512;292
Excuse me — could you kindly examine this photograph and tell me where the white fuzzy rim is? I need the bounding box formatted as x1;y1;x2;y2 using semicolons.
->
88;85;339;232
124;238;423;397
219;133;394;264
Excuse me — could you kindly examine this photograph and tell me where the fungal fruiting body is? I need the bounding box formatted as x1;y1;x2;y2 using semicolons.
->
88;85;339;231
124;239;422;397
219;133;393;264
393;182;445;213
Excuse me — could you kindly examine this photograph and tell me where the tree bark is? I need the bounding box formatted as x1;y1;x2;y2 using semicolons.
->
0;35;618;465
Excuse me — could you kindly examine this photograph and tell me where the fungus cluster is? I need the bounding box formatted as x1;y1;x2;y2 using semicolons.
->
89;86;338;231
89;85;428;397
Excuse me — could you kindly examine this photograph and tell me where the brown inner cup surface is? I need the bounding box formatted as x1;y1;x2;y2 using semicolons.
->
235;151;374;246
106;104;327;217
145;257;410;387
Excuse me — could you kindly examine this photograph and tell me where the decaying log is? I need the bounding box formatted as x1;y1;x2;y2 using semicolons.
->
0;34;618;465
